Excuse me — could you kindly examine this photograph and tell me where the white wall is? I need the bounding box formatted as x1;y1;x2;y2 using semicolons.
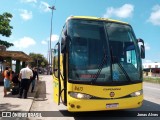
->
143;63;160;68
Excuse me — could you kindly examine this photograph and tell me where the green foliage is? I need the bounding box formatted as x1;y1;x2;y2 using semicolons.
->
143;77;160;84
0;12;14;48
0;12;13;37
29;53;48;68
0;40;14;48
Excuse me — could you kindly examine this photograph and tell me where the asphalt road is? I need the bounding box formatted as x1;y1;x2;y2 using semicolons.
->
29;75;160;120
143;82;160;104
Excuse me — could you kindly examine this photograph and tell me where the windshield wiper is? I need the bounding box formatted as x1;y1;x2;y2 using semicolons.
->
110;47;131;81
91;47;107;84
117;63;131;81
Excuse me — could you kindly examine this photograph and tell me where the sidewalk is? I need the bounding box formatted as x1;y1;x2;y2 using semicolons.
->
0;79;39;112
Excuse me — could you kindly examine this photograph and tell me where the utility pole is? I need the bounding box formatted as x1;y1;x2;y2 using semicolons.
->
49;5;56;74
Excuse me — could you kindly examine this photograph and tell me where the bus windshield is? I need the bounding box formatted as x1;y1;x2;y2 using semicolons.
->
68;19;142;85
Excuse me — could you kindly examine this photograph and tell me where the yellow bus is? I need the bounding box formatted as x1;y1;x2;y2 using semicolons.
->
53;16;145;112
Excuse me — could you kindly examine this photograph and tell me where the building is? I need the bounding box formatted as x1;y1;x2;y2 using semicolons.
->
143;62;160;77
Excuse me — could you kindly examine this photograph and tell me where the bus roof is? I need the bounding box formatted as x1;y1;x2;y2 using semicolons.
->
66;16;129;25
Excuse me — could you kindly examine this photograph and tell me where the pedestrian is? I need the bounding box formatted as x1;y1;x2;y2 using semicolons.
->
9;68;13;82
30;67;39;93
12;71;20;86
18;63;33;99
3;66;11;97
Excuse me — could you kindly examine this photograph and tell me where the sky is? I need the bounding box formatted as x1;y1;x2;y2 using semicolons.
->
0;0;160;63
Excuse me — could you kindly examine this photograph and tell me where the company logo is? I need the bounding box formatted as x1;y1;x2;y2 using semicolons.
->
110;92;115;97
2;112;11;117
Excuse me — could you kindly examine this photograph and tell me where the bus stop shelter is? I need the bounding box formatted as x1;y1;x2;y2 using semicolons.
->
0;51;33;83
0;51;33;72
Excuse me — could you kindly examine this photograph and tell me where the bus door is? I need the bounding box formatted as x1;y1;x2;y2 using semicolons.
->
53;42;61;105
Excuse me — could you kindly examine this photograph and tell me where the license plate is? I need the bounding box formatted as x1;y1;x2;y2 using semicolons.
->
106;103;119;108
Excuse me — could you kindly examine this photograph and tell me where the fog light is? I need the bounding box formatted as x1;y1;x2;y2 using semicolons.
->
138;101;143;105
70;104;75;108
77;105;80;109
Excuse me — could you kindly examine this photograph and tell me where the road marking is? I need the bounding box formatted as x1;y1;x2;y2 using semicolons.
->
144;86;160;91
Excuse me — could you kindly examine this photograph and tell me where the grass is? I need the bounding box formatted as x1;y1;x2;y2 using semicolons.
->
143;77;160;84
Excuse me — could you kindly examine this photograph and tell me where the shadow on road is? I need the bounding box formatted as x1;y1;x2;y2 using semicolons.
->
0;103;20;111
34;81;48;101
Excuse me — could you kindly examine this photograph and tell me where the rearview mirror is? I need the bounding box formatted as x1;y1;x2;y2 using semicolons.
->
137;38;145;59
140;45;145;59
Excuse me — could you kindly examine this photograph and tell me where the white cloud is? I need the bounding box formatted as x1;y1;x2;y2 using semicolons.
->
145;43;151;50
103;4;134;18
148;5;160;26
20;9;32;20
42;34;59;45
13;37;36;49
39;1;50;12
21;0;37;3
51;34;59;42
41;40;47;45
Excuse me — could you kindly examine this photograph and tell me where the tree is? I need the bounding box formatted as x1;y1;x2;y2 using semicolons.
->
29;53;48;68
0;12;14;48
0;12;13;37
0;40;13;48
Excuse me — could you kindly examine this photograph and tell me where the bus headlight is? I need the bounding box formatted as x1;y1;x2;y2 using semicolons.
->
69;92;92;99
130;90;143;97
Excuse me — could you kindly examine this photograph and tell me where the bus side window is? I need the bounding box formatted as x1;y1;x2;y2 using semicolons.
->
61;24;67;53
53;45;58;78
